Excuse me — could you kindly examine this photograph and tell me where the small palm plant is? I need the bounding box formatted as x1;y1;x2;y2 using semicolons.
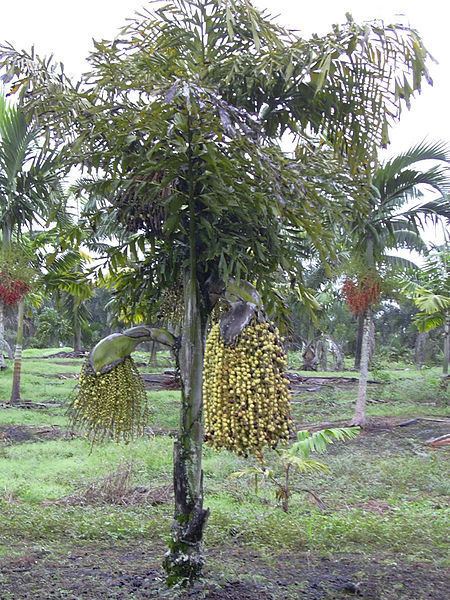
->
402;248;450;387
232;427;359;512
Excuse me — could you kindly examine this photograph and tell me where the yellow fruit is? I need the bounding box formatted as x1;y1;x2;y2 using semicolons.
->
203;320;291;458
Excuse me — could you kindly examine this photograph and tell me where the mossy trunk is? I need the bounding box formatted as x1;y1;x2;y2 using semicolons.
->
163;272;209;586
0;300;6;370
351;311;371;427
10;299;25;404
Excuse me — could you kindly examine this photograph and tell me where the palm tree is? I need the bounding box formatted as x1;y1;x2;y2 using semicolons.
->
348;141;450;425
402;247;450;386
0;94;64;401
39;247;93;353
0;0;437;583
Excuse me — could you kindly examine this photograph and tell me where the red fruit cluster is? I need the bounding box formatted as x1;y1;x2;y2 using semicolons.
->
0;273;30;306
342;276;381;316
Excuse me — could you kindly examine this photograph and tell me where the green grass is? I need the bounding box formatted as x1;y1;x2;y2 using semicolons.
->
0;348;449;579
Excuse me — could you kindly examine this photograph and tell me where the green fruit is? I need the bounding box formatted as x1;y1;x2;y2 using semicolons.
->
203;320;291;459
68;357;150;443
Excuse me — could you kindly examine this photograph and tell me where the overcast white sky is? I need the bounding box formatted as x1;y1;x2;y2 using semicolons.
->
2;0;449;154
1;0;449;244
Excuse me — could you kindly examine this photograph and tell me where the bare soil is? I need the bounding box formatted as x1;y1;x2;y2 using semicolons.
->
0;419;448;598
0;424;72;444
0;542;448;599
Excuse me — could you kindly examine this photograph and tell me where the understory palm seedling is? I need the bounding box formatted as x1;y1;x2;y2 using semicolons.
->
232;427;359;513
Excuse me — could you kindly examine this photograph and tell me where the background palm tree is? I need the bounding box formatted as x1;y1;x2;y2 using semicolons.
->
402;247;450;386
0;93;64;400
347;140;450;425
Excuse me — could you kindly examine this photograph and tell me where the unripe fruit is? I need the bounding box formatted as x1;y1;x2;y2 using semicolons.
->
203;321;291;458
68;357;150;442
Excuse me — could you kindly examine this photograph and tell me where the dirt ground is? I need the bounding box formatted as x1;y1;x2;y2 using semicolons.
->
1;397;448;599
0;541;448;599
0;424;72;444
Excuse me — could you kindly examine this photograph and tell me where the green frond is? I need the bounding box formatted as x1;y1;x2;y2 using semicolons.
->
290;427;359;459
383;254;420;271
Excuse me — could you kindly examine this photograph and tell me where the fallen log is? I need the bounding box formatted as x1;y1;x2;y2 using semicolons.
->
425;434;450;447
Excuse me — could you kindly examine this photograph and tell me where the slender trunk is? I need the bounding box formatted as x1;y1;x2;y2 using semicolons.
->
1;222;12;370
333;341;345;371
149;340;157;367
351;311;371;427
354;313;364;369
163;272;209;585
0;300;6;370
73;304;82;353
368;319;376;365
415;332;428;368
10;299;25;404
163;111;208;586
281;464;291;513
318;339;328;371
441;317;450;390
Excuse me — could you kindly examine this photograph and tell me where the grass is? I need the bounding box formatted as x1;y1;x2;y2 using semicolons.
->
0;347;449;597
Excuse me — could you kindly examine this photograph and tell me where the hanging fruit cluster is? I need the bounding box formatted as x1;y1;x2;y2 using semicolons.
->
159;285;184;325
0;273;30;306
342;275;381;316
68;357;150;442
203;321;291;459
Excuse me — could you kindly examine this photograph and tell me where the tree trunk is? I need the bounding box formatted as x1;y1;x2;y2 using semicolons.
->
10;299;25;404
442;317;450;390
302;343;318;371
415;332;428;368
149;340;158;367
281;464;291;513
351;311;371;427
318;338;328;371
354;313;364;369
0;300;6;370
368;319;376;365
73;304;82;352
333;341;345;371
1;222;12;371
163;272;209;586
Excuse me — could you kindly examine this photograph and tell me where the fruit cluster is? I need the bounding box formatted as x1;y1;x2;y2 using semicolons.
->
159;285;184;325
342;276;381;316
68;357;150;442
0;273;30;306
203;321;291;459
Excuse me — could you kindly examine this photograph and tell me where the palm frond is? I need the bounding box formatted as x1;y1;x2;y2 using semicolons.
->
383;254;420;271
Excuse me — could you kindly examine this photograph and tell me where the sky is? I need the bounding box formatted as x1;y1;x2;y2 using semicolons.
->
2;0;449;155
1;0;449;245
